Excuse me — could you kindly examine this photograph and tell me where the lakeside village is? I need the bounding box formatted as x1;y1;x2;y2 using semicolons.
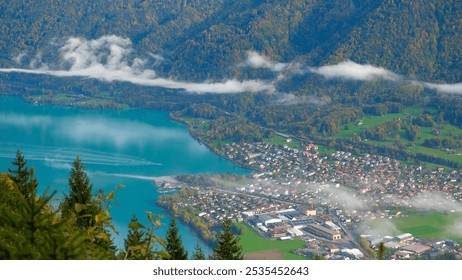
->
156;141;462;260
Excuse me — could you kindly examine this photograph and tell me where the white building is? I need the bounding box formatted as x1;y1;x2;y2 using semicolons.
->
288;228;304;237
258;225;269;232
341;248;364;259
258;214;282;226
395;233;414;243
325;221;341;233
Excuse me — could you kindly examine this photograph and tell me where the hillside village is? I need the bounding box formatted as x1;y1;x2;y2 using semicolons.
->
157;140;462;260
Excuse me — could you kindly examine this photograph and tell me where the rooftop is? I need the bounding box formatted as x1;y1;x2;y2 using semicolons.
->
401;243;432;255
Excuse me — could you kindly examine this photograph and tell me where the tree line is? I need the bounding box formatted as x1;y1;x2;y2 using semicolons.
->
0;151;243;260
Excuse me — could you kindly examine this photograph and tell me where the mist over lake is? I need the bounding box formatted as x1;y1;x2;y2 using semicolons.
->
0;95;249;254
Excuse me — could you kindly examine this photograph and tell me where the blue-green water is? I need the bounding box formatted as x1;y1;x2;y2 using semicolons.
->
0;95;249;255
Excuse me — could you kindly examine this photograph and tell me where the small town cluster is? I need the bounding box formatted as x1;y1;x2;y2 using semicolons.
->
159;141;462;260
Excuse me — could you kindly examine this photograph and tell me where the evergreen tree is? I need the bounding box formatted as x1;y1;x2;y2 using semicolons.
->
121;215;155;260
86;189;118;259
191;243;206;260
164;218;188;260
0;173;21;209
0;172;88;259
378;242;385;260
212;218;243;260
61;156;94;229
8;150;28;187
121;212;168;260
1;156;117;260
124;216;144;254
59;157;118;258
8;150;38;200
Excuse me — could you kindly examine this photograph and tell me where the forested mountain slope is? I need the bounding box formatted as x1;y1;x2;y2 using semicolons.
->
1;0;461;82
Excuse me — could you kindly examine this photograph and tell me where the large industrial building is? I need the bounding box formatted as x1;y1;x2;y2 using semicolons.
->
306;224;342;240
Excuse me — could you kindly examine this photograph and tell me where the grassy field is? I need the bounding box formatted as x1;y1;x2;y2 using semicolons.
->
338;112;406;139
336;106;462;168
239;224;308;260
370;212;462;244
184;116;301;149
28;93;130;109
263;135;300;149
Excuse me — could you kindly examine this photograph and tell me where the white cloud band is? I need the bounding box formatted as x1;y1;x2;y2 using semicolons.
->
0;36;274;94
1;37;461;95
308;60;401;81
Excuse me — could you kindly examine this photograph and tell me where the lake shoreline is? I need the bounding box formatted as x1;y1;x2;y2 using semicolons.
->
0;94;249;256
7;92;253;173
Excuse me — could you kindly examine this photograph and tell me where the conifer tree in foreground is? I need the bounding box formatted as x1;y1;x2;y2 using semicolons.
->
8;150;38;200
59;156;118;258
1;154;124;259
191;243;206;260
164;218;188;260
121;212;169;260
124;215;145;256
1;154;88;259
122;215;156;260
212;218;243;260
61;156;95;229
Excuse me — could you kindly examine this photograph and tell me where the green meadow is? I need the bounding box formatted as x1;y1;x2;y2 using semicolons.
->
263;134;300;149
336;107;462;168
371;212;462;244
239;224;308;260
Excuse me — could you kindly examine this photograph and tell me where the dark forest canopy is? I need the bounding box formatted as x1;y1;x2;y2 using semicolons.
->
1;0;461;82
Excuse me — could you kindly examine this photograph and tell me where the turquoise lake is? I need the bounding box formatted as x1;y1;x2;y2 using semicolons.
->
0;95;249;255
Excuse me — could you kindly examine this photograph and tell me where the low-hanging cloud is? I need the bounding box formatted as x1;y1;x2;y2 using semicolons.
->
308;60;402;82
243;51;290;72
242;51;304;81
2;39;462;95
243;52;462;94
408;191;462;213
0;35;274;94
275;93;332;106
424;82;462;95
323;185;369;210
243;53;402;82
307;62;462;93
447;220;462;239
360;219;401;237
301;182;370;210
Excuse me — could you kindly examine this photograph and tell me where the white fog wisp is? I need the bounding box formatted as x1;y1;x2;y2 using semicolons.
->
308;60;402;82
0;36;274;94
243;51;289;72
424;82;462;94
2;37;462;95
